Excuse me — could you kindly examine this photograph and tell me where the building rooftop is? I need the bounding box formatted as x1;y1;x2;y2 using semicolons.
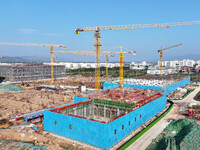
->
111;76;187;87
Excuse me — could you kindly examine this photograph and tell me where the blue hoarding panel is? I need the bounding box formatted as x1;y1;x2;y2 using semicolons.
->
74;96;89;103
43;95;166;149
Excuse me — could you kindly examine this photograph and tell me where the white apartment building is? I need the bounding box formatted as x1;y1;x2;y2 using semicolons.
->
130;61;149;70
44;62;120;70
197;60;200;66
157;59;196;68
147;68;178;75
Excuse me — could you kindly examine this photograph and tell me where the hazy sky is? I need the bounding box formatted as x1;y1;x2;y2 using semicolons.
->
0;0;200;62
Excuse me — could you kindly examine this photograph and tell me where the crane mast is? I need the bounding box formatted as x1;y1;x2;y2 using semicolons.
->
158;43;183;76
50;46;54;84
94;31;101;90
119;46;124;87
160;46;163;76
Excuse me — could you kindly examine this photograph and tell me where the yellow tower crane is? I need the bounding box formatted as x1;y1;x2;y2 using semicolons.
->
55;48;136;88
75;21;200;90
0;42;66;84
158;43;183;76
105;54;114;78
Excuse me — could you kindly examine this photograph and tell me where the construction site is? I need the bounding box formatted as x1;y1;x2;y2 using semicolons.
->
43;86;166;149
0;9;200;149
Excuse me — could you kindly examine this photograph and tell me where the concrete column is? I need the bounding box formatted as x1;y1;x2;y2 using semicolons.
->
117;108;120;116
104;106;106;118
110;109;112;119
84;106;86;117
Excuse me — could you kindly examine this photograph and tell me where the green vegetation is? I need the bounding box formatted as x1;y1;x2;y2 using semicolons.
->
190;105;200;110
62;148;72;150
66;67;200;81
119;102;174;150
170;72;200;81
66;67;147;78
194;91;200;101
146;119;200;150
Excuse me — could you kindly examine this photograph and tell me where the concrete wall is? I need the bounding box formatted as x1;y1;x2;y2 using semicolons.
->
43;95;166;149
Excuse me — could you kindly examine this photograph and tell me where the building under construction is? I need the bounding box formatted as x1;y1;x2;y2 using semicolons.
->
43;87;166;149
42;77;190;149
0;64;66;82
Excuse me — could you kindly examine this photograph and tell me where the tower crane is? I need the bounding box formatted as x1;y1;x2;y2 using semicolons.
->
0;42;66;84
158;43;183;76
55;48;136;88
75;20;200;90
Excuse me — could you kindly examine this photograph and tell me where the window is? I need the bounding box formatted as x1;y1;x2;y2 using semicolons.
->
55;121;57;126
135;117;136;122
140;114;142;118
122;125;124;130
114;129;117;135
129;121;130;126
69;125;72;130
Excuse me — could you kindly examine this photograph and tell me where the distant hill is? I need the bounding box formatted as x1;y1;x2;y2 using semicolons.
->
0;54;199;63
0;56;28;63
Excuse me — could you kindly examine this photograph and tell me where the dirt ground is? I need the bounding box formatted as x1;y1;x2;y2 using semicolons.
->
0;89;75;119
0;76;118;150
0;128;89;150
0;76;116;119
23;75;116;88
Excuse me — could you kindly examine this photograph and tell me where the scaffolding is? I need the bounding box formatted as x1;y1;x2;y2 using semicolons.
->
0;64;66;82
